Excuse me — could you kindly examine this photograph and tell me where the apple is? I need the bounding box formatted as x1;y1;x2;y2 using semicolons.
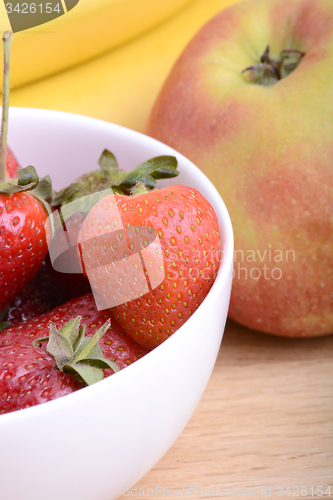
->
146;0;333;337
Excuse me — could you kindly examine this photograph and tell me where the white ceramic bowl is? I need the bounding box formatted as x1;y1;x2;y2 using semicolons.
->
0;108;234;500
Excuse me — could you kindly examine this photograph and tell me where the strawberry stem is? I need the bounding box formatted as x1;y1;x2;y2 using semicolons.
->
0;31;12;183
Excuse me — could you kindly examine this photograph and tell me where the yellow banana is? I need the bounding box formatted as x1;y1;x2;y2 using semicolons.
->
0;0;194;89
10;0;242;133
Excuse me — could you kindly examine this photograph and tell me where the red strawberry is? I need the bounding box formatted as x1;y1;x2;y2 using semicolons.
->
1;260;66;327
0;294;149;372
0;295;149;414
0;32;51;311
49;150;179;299
0;344;82;414
5;145;21;179
78;184;220;349
0;187;50;311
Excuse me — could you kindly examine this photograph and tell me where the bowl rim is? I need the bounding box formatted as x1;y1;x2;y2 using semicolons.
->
0;107;234;424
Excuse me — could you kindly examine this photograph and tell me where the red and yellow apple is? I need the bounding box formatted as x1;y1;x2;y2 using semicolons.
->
146;0;333;337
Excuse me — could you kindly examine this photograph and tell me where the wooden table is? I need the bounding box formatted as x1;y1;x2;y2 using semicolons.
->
118;320;333;500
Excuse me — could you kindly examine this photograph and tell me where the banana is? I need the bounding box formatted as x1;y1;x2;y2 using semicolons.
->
0;0;194;89
10;0;242;133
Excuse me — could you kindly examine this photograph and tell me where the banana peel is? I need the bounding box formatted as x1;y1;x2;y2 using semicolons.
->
0;0;194;89
10;0;242;133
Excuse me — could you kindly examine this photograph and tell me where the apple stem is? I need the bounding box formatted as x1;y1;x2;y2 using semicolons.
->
0;31;12;183
242;45;305;86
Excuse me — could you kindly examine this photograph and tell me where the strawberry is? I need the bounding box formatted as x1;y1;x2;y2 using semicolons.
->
0;181;51;311
0;293;149;371
0;294;149;414
46;211;92;300
0;344;82;414
77;184;220;349
1;260;66;327
49;150;179;299
5;145;21;179
0;32;51;311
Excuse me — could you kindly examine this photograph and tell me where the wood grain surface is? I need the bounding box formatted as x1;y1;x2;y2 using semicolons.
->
118;320;333;500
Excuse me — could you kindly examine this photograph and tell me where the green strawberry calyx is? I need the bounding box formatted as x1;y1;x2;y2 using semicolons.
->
130;181;149;196
0;165;54;221
51;149;179;209
32;316;120;386
0;165;48;194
